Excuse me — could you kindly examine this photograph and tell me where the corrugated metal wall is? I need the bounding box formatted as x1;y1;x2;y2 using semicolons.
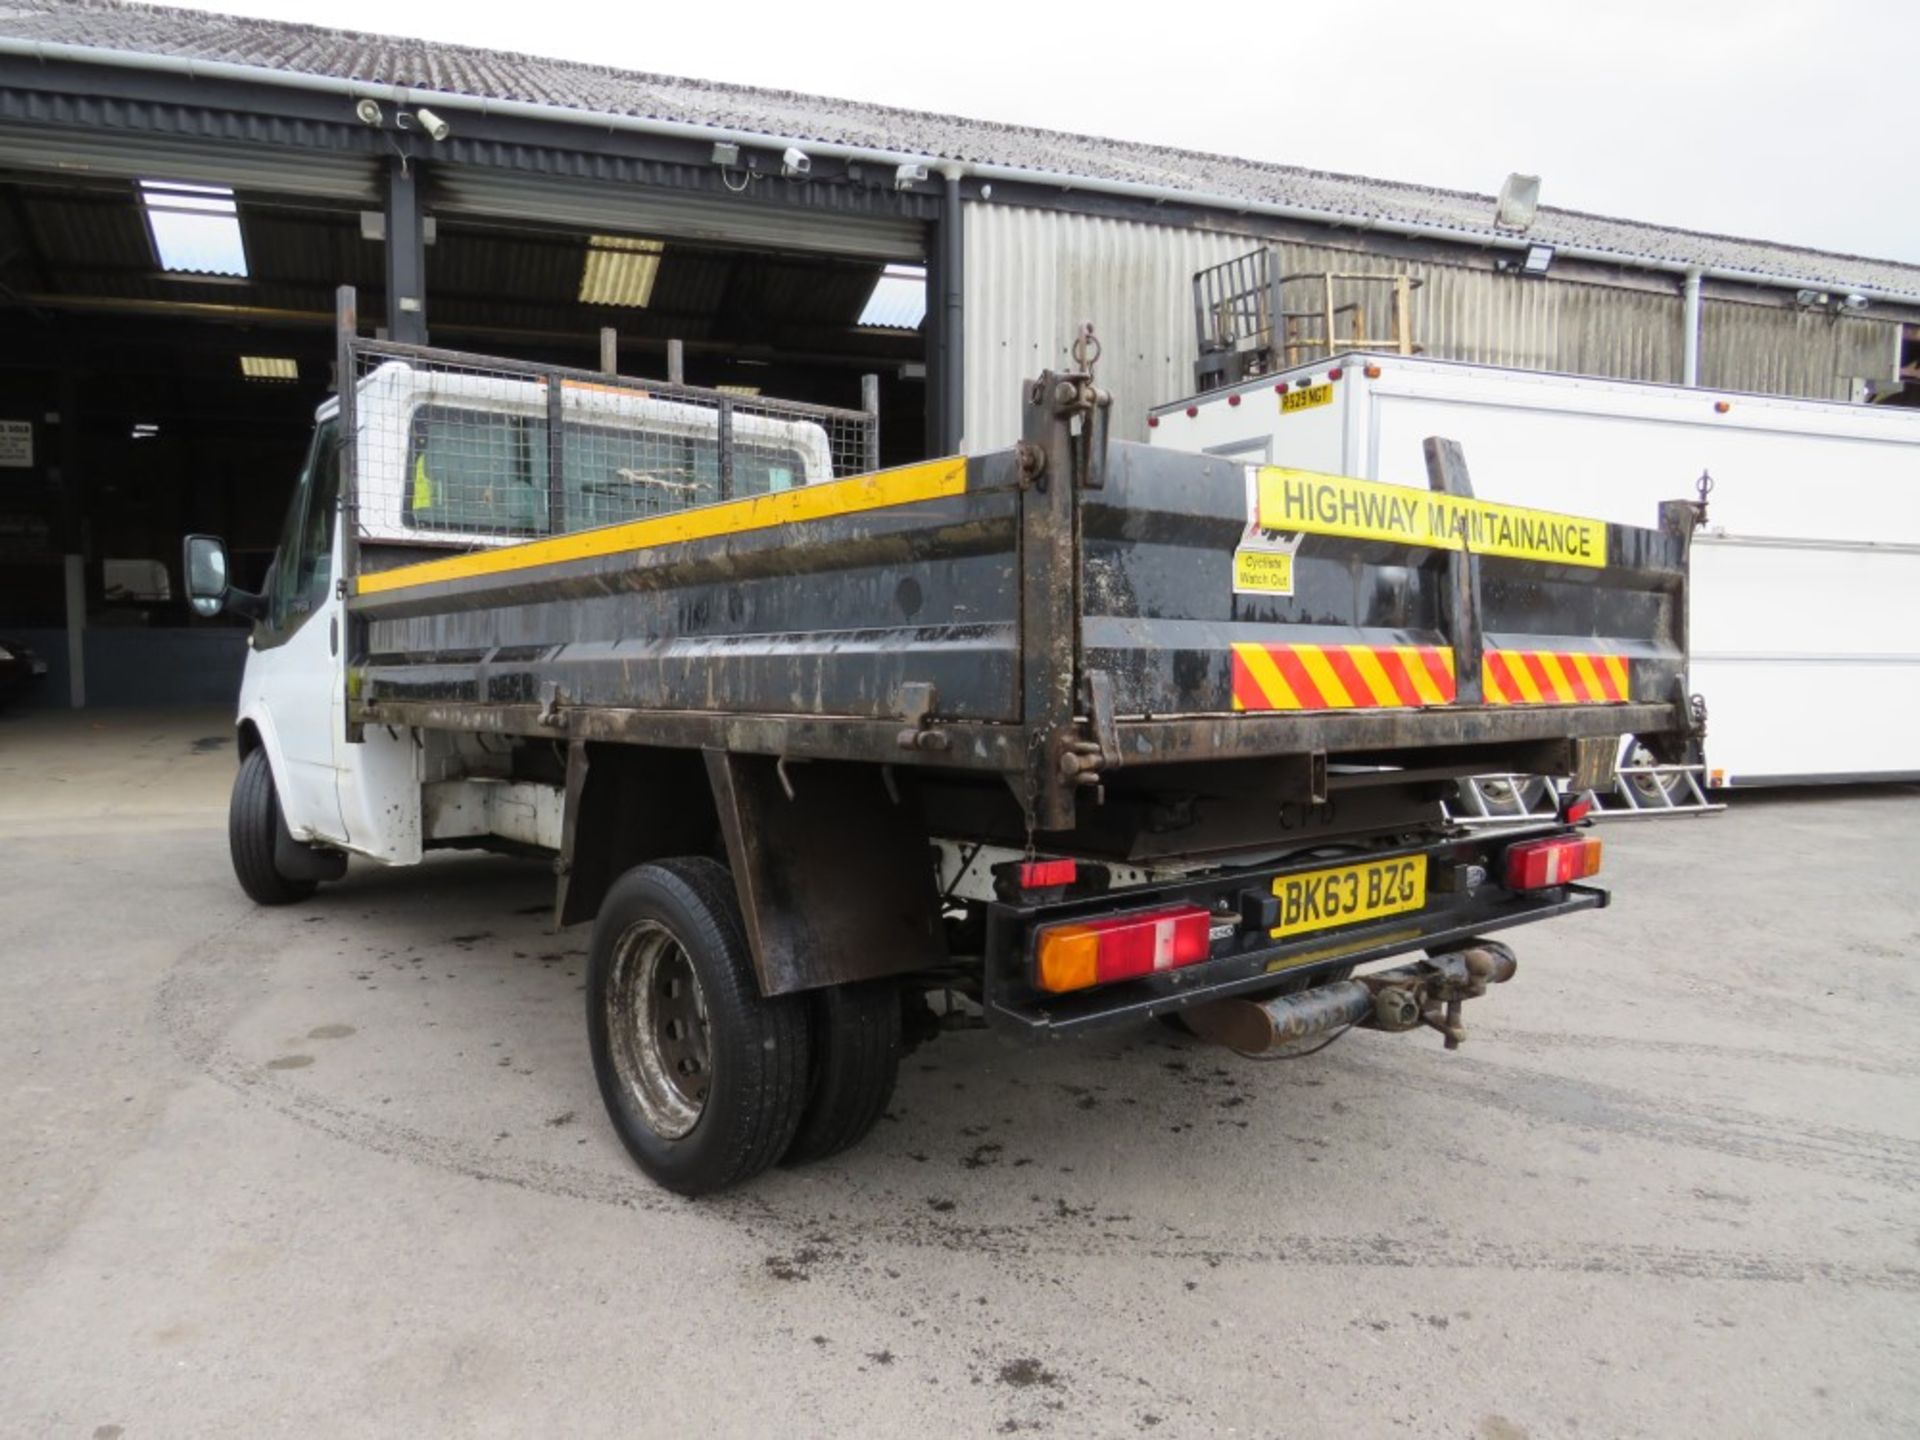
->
1700;302;1897;401
963;206;1250;451
964;203;1899;448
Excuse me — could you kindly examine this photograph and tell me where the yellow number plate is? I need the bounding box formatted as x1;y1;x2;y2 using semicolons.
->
1280;383;1334;414
1269;856;1427;939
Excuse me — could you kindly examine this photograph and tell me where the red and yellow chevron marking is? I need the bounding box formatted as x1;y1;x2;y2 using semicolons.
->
1231;643;1457;711
1482;649;1629;706
1230;643;1631;711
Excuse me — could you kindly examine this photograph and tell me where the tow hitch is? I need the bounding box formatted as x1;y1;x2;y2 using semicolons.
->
1182;940;1518;1055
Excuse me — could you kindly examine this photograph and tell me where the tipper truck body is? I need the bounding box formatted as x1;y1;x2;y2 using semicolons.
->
183;311;1697;1193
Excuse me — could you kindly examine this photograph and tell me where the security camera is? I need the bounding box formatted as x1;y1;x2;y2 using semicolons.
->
781;146;811;178
354;97;384;128
414;108;451;143
1842;293;1869;311
894;162;929;190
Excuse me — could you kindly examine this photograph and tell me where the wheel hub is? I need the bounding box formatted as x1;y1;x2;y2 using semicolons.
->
607;920;711;1139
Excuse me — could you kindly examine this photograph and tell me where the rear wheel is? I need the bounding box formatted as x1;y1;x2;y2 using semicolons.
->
228;747;318;906
587;858;810;1195
782;980;902;1167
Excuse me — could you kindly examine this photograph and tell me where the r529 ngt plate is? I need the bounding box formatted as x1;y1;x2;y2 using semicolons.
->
1280;383;1334;414
1269;855;1426;939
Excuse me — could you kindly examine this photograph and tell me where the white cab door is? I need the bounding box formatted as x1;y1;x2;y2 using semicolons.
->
242;419;348;843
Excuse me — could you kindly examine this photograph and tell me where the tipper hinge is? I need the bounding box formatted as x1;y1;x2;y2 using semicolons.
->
894;681;949;752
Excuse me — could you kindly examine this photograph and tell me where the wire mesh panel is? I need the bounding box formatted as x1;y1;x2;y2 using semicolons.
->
343;339;878;555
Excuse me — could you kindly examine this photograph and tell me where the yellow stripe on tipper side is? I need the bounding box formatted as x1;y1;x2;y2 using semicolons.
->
355;457;970;596
1254;467;1607;568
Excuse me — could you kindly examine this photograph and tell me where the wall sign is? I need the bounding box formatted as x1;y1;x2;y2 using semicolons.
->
0;420;31;468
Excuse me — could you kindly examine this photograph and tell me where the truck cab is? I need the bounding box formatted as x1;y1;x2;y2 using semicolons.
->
191;360;839;867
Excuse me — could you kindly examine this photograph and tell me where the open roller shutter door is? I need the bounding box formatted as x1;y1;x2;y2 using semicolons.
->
0;126;380;200
432;167;926;262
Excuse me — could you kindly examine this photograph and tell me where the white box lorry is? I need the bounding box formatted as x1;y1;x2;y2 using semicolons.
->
1149;352;1920;789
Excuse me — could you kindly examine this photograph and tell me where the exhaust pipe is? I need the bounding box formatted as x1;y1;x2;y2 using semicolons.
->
1182;941;1518;1056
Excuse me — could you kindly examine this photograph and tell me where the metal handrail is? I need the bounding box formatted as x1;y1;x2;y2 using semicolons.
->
1192;251;1422;389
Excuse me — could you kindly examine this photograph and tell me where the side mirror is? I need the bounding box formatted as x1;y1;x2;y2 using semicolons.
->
182;534;230;618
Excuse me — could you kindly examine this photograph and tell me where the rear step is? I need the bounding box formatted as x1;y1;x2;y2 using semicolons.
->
1447;764;1724;826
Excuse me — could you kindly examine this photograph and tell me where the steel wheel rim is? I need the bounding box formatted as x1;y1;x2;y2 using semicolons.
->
607;919;711;1140
1625;739;1681;803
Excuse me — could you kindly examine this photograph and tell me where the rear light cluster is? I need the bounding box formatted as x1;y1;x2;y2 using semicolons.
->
1034;904;1211;994
1503;834;1603;890
1017;858;1077;890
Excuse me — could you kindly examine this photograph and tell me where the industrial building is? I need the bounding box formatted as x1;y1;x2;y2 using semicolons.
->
3;0;1916;708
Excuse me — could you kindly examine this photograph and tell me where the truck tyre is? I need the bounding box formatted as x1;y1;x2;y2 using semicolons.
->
782;980;902;1167
228;748;318;906
586;858;810;1195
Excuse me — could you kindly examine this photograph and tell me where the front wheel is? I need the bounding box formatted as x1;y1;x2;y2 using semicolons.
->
586;858;811;1195
228;747;318;906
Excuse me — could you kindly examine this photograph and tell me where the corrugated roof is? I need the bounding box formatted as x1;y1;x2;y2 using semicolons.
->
3;0;1917;295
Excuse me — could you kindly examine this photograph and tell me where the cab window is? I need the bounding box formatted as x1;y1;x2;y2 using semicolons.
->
403;405;808;536
262;419;341;639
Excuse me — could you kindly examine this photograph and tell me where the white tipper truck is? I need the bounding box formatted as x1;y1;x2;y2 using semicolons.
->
1149;351;1920;790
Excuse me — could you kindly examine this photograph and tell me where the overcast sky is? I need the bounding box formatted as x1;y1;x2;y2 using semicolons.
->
153;0;1918;264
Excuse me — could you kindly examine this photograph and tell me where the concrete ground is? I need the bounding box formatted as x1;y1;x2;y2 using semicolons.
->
2;707;1916;1440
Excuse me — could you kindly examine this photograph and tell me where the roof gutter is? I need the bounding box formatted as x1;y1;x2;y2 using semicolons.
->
6;35;1919;305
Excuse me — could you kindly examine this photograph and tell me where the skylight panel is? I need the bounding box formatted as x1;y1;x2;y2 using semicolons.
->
579;236;664;308
139;180;249;278
239;356;299;381
858;263;927;329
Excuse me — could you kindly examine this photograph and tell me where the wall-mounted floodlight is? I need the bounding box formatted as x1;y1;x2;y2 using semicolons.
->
1795;289;1829;307
413;108;451;143
781;146;811;178
894;162;929;190
1520;243;1555;276
354;98;384;127
711;142;741;167
1495;172;1541;231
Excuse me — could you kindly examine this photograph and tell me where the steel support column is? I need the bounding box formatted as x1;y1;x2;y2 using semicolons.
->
928;173;965;455
56;365;84;707
384;155;428;345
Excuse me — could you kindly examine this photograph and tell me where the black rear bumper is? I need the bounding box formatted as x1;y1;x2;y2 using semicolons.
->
981;834;1604;1039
